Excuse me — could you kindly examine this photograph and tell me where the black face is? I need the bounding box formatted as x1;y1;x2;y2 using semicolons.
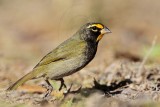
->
79;23;105;43
87;25;101;37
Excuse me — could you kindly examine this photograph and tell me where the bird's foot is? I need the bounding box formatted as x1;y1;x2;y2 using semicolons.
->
58;78;67;91
63;84;82;95
43;80;53;99
44;85;53;98
63;83;72;95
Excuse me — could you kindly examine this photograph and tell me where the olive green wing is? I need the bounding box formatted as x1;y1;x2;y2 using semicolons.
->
34;38;83;68
34;47;69;68
34;51;64;68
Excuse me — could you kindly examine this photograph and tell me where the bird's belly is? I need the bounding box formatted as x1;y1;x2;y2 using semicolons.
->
46;55;87;79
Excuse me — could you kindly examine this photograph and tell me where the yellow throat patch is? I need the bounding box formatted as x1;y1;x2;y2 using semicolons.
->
96;34;104;42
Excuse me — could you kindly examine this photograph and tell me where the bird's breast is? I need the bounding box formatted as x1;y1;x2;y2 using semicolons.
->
47;41;97;79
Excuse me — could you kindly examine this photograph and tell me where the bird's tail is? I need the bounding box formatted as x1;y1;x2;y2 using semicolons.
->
7;71;36;90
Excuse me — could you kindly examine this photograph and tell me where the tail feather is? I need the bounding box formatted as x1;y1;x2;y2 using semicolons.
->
7;72;35;90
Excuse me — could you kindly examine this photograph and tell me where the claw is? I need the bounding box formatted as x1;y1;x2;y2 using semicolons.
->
77;85;82;92
64;84;82;95
63;83;72;95
67;83;73;93
43;79;53;98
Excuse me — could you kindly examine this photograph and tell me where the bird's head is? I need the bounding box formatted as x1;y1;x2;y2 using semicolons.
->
79;22;111;43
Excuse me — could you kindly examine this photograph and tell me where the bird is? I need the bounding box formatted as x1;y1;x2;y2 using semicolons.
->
7;22;111;97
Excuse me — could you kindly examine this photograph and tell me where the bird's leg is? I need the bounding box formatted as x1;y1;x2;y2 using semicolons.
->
44;79;53;98
58;78;67;91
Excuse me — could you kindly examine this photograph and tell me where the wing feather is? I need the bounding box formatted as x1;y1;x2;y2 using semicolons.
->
34;38;85;68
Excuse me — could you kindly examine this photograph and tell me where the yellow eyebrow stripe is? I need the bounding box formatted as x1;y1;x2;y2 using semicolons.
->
87;24;104;29
92;24;104;29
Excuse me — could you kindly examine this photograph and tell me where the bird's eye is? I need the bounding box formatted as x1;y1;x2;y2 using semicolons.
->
91;26;98;32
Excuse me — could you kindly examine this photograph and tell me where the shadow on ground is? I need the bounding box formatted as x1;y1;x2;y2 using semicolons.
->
64;78;132;98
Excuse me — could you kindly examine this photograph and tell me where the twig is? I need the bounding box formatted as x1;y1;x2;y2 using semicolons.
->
138;35;158;76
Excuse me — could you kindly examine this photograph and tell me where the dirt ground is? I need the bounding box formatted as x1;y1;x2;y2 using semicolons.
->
0;0;160;107
0;60;160;107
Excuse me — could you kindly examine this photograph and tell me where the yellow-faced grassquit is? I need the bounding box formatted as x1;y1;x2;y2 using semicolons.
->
7;22;111;97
